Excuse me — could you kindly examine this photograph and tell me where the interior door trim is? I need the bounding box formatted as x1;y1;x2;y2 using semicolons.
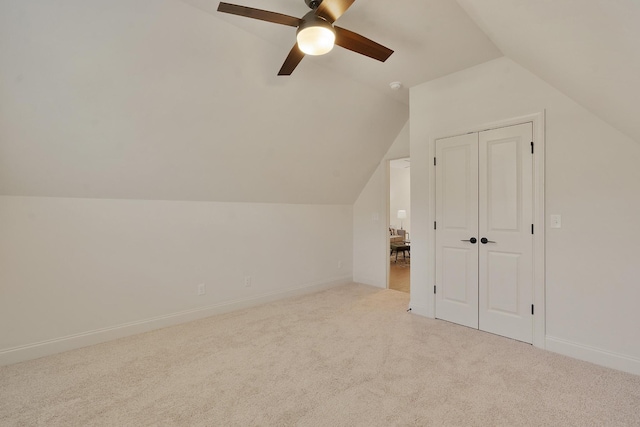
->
425;112;546;349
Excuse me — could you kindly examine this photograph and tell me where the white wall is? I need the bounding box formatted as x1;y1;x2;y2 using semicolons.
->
409;57;640;375
0;196;352;365
389;166;411;236
353;121;410;288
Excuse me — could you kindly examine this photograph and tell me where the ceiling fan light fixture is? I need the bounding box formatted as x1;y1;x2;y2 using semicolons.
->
296;13;335;56
217;1;394;75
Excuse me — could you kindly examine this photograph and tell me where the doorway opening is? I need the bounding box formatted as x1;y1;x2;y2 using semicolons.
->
388;157;410;293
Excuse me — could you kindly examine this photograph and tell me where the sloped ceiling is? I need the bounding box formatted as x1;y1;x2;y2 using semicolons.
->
2;1;638;206
0;0;500;204
458;0;640;143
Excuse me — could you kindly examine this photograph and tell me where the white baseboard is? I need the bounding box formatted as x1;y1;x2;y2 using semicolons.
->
352;276;385;288
546;335;640;376
0;275;352;367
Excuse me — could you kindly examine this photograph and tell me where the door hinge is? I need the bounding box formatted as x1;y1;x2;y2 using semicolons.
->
531;304;535;315
434;221;437;230
434;157;437;166
531;224;534;235
531;141;534;154
434;285;437;294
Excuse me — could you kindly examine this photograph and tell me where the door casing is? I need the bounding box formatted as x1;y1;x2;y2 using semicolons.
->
422;112;546;349
434;123;534;343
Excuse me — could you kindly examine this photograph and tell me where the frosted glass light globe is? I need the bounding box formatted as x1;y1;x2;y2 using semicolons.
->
297;25;335;55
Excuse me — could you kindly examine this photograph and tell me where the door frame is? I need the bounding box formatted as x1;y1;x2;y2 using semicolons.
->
386;156;411;290
425;112;546;348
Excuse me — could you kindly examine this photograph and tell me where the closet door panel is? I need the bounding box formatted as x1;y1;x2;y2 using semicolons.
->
478;123;534;343
435;133;479;329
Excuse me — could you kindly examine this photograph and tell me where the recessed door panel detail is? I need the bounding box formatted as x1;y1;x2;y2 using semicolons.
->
485;251;520;315
442;145;474;230
436;123;534;344
442;247;472;304
487;139;520;232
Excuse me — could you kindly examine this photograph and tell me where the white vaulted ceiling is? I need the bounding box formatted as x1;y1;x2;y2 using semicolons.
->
1;0;638;204
0;0;500;204
182;0;503;105
457;0;640;142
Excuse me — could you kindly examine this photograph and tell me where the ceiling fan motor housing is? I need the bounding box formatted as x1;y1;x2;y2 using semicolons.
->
299;11;333;30
305;0;322;10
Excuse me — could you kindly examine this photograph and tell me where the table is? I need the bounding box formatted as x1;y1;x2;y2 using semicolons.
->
390;242;410;262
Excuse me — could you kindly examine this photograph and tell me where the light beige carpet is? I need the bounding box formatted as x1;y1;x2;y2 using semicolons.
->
1;283;639;426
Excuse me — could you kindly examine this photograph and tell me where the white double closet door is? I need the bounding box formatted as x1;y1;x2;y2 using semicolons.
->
435;123;534;343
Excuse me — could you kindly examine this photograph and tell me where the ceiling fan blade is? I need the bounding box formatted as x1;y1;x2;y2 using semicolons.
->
334;26;393;62
278;44;305;76
217;2;302;27
314;0;355;23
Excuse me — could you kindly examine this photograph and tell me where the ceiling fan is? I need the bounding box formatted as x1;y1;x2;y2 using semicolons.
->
217;0;393;76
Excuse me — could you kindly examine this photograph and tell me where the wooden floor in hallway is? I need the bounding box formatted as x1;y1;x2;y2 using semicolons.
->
389;258;410;293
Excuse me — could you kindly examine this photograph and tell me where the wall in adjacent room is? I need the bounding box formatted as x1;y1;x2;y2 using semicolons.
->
409;57;640;375
390;166;410;236
0;196;352;365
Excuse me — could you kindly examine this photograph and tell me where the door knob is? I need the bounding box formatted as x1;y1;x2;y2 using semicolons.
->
480;237;496;244
461;237;477;244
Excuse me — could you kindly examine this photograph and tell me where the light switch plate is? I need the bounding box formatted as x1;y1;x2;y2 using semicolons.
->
550;214;562;229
